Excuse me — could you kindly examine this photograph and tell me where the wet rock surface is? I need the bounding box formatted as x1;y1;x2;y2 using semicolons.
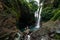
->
30;20;60;40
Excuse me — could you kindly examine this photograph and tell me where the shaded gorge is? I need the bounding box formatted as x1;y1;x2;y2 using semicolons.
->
17;0;38;31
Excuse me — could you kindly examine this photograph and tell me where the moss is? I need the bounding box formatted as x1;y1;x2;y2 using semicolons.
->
54;33;60;40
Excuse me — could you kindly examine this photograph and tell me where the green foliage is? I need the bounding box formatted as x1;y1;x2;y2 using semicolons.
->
41;7;54;21
51;9;60;21
41;0;60;22
28;1;38;13
3;0;38;20
54;33;60;40
3;0;21;20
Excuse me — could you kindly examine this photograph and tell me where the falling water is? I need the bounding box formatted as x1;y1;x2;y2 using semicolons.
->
35;0;43;29
26;0;44;40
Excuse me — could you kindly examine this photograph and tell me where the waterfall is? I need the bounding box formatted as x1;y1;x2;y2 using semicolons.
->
34;0;43;29
26;0;44;40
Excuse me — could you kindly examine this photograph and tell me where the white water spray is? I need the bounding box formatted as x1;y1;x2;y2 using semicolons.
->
41;37;46;40
35;0;43;29
14;33;21;40
27;35;30;40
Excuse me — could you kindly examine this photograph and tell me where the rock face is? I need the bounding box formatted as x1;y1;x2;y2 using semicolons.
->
30;20;60;40
30;28;55;40
30;28;49;40
0;1;22;40
0;13;20;40
0;15;22;39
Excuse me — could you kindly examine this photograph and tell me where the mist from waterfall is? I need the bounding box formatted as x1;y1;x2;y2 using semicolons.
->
34;0;43;29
